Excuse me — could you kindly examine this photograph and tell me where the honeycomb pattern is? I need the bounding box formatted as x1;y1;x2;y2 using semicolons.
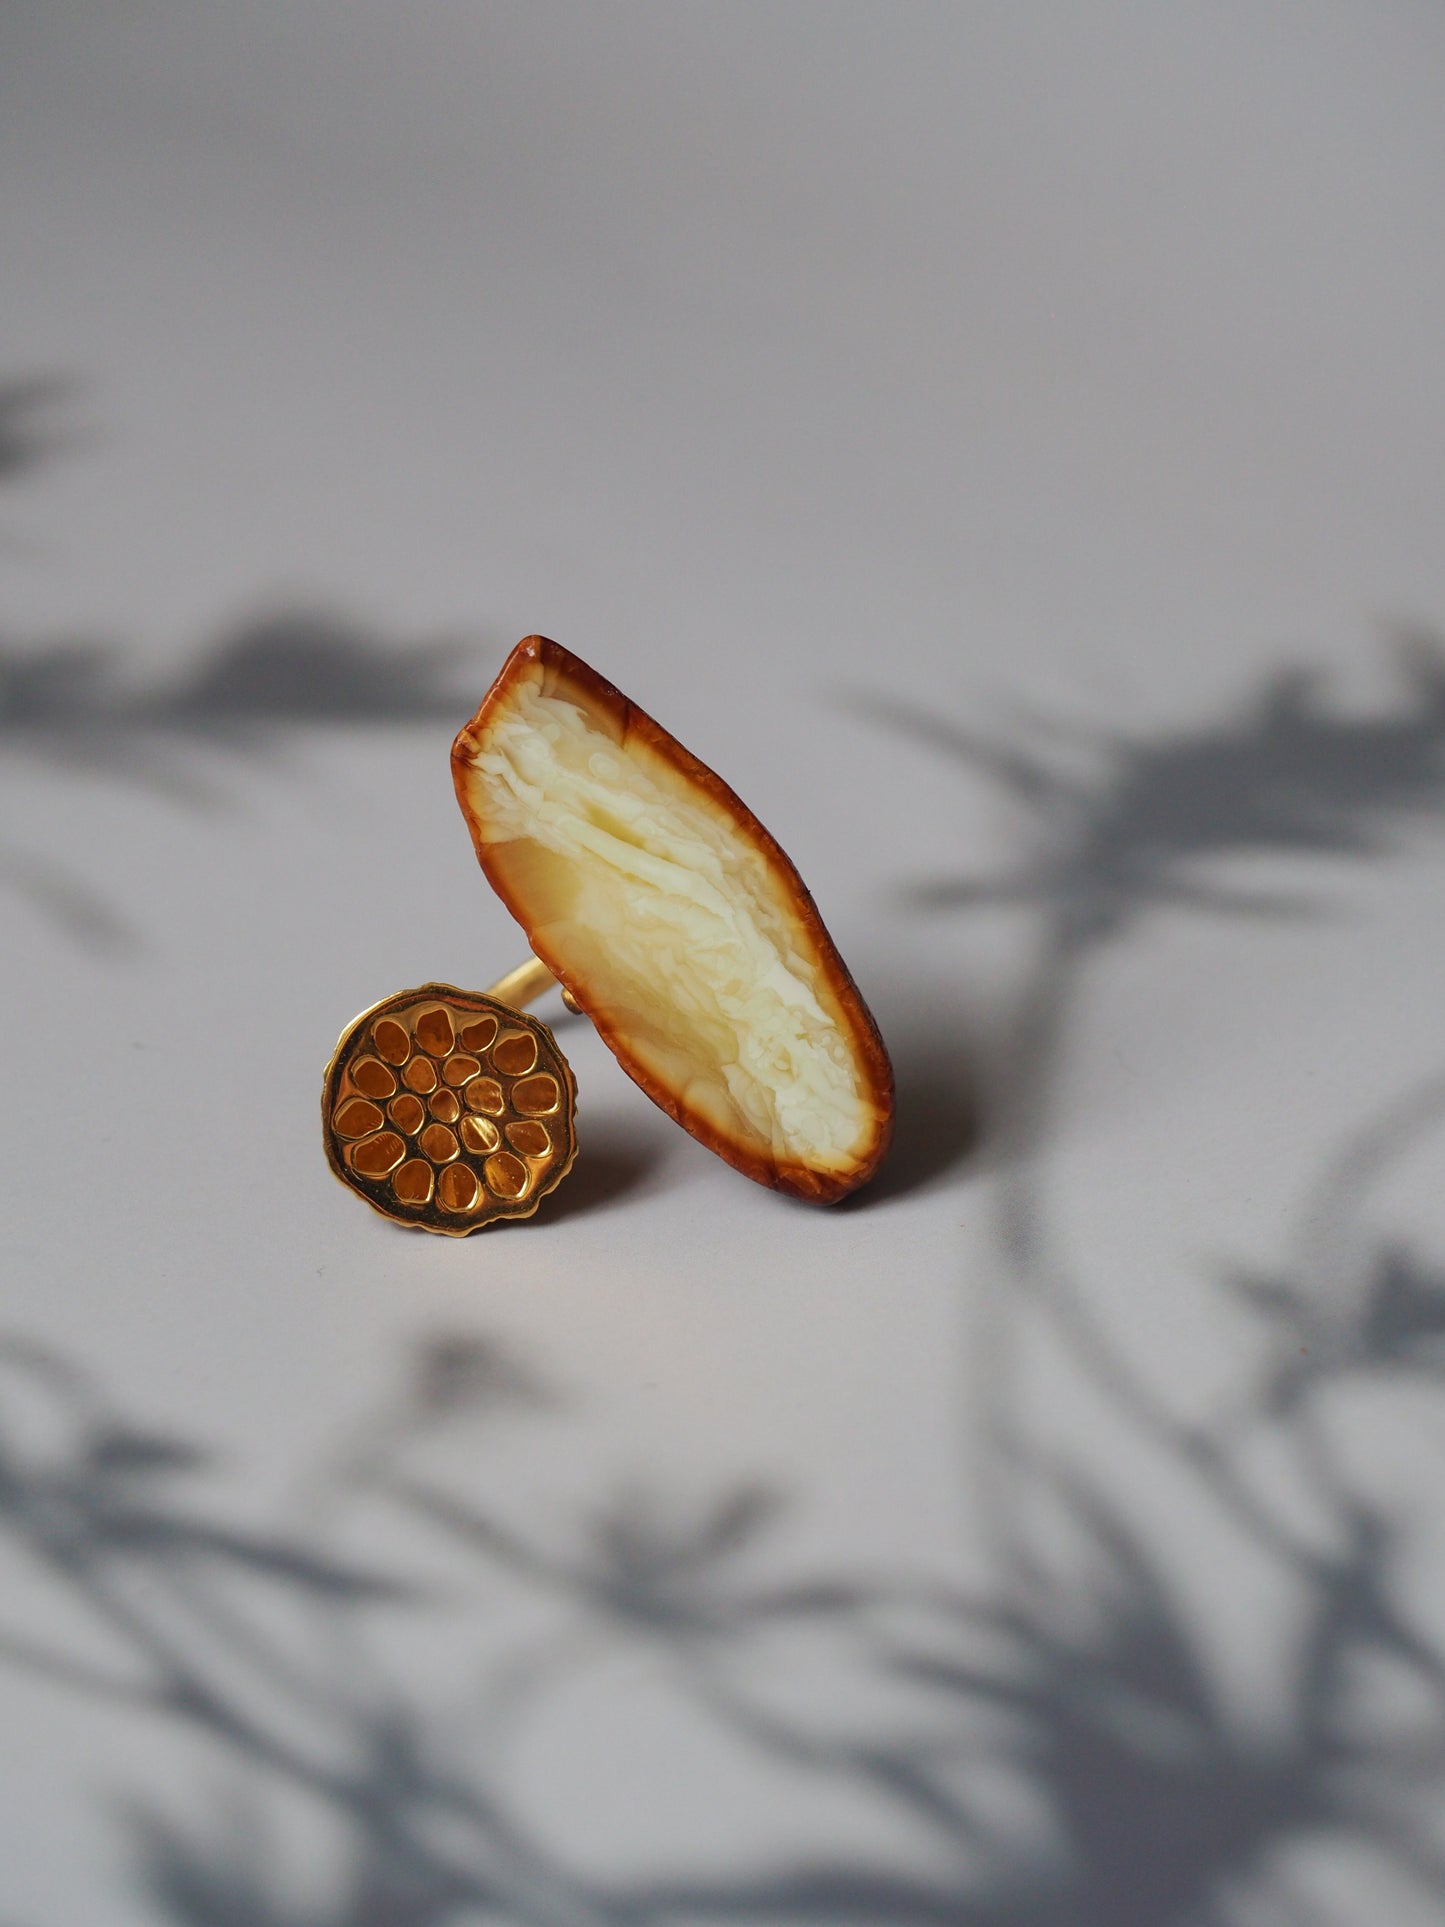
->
322;984;577;1234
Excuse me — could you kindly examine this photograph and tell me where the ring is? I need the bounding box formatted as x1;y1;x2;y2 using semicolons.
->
324;635;894;1232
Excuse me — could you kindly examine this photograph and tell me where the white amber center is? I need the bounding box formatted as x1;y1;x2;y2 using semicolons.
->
465;685;874;1173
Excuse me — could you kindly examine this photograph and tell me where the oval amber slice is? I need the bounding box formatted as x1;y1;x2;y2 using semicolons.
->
452;638;893;1200
442;1054;481;1087
403;1056;438;1094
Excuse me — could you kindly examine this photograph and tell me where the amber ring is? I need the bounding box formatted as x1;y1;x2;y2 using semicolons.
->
325;634;895;1234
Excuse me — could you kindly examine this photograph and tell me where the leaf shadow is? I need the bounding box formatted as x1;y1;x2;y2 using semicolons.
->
853;637;1445;950
0;612;490;950
6;600;1445;1918
842;1003;983;1209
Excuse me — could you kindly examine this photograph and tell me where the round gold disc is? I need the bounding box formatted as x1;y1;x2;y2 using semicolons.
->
322;984;578;1234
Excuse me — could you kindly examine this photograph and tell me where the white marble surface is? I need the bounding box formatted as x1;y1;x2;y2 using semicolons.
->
3;5;1445;1922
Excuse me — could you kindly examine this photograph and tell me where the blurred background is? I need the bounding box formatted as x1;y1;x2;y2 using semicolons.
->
4;4;1445;1921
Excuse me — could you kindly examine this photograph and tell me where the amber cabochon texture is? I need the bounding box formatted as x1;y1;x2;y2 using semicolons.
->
451;637;894;1203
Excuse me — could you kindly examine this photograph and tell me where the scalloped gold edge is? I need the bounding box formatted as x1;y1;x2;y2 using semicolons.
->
321;982;579;1236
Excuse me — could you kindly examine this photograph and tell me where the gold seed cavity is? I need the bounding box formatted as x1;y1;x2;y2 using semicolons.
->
415;1007;455;1056
419;1122;459;1164
388;1092;426;1135
350;1057;397;1100
511;1073;560;1117
333;1097;384;1139
493;1030;538;1077
506;1119;551;1159
392;1158;434;1206
372;1018;411;1066
350;1131;406;1178
438;1163;481;1213
460;1014;498;1053
460;1114;500;1156
484;1151;529;1200
466;1077;505;1116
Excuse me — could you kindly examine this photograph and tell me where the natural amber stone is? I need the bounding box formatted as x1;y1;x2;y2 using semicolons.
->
452;638;893;1201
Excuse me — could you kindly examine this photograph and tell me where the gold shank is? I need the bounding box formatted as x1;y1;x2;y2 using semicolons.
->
484;955;560;1010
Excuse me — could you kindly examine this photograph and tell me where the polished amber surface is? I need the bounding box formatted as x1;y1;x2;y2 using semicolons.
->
452;637;894;1202
322;985;577;1234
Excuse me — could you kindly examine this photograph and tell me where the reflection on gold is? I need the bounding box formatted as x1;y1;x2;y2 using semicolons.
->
392;1158;434;1206
333;1097;384;1139
506;1119;551;1159
350;1057;397;1100
388;1092;426;1135
460;1114;500;1156
493;1030;539;1076
349;1131;405;1177
438;1163;482;1213
483;1152;528;1200
372;1018;411;1065
511;1073;560;1117
415;1007;455;1056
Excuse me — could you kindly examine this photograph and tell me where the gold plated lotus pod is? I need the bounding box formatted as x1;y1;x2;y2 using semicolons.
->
323;983;577;1234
